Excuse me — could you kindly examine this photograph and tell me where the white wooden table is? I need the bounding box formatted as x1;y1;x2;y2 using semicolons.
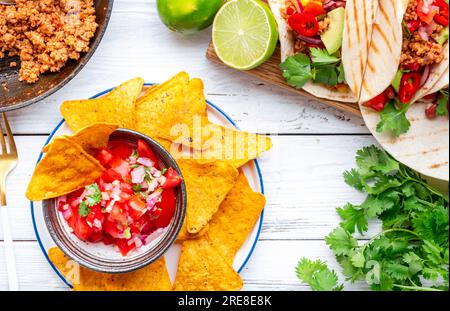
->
0;0;378;291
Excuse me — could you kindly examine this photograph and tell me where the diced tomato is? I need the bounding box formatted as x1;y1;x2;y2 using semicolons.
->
120;182;134;194
288;12;319;37
103;219;122;239
417;0;438;24
108;140;133;160
110;158;130;178
128;196;147;220
58;201;67;212
86;205;104;230
73;217;93;241
96;148;113;167
434;0;449;26
402;62;421;71
130;215;147;233
116;239;135;256
153;188;176;228
88;230;103;243
109;203;128;224
102;234;115;245
102;168;122;183
407;20;421;33
137;139;160;169
162;167;182;189
364;92;388;112
286;6;295;16
399;73;422;103
303;1;326;17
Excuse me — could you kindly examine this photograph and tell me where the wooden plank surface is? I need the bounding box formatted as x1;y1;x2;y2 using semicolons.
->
206;42;362;117
1;0;378;291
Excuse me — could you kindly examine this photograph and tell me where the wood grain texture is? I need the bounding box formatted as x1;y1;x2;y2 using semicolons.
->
206;44;362;117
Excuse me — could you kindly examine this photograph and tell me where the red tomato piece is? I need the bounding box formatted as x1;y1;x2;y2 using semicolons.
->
73;217;93;241
407;20;421;33
103;219;122;239
434;0;449;25
116;239;135;256
288;12;319;37
109;203;128;224
364;92;388;112
425;103;438;119
108;141;133;160
153;188;176;228
304;1;326;17
162;167;182;189
110;158;130;178
417;0;438;24
137;139;160;169
88;230;103;243
86;205;104;230
102;168;122;183
96;148;113;167
399;73;422;103
120;182;134;194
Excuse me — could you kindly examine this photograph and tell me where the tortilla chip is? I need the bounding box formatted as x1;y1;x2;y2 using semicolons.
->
26;137;105;201
208;172;266;264
48;247;172;291
173;238;243;291
135;72;208;146
42;123;119;156
61;77;144;132
198;123;272;168
178;159;239;233
176;223;209;243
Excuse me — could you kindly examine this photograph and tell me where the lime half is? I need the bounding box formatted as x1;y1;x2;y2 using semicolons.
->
212;0;278;70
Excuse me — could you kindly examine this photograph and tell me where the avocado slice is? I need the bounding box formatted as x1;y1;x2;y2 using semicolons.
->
437;27;449;46
320;7;345;55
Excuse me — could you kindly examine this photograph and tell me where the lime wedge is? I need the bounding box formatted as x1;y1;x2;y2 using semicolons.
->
212;0;278;70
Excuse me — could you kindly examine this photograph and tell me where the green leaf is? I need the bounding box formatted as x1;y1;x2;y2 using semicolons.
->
280;54;313;88
436;90;449;116
310;48;340;65
376;101;411;137
313;65;339;86
78;202;90;217
384;263;410;280
350;251;366;268
325;227;358;256
360;195;395;218
355;145;399;175
343;168;365;191
337;203;368;234
84;183;102;207
337;62;345;84
295;258;343;291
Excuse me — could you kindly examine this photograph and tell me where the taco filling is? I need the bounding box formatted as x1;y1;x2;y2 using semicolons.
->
279;0;350;92
364;0;449;127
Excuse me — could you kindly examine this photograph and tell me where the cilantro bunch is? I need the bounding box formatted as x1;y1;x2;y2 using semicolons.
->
280;48;345;88
297;145;449;291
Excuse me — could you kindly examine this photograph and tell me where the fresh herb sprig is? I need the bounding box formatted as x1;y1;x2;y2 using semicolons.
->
296;145;449;291
78;183;102;217
280;48;345;89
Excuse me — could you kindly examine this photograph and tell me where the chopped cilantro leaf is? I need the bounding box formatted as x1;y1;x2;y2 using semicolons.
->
84;183;102;206
161;168;167;175
132;184;142;193
280;53;312;88
310;48;340;65
296;258;343;291
436;89;449;117
79;201;90;217
376;100;411;137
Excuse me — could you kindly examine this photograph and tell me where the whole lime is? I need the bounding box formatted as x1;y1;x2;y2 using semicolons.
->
157;0;224;34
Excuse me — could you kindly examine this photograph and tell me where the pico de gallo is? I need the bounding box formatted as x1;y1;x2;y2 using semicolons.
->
364;0;449;124
57;139;182;256
280;0;350;91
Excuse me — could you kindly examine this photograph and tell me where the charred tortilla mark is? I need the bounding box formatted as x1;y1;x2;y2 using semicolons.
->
352;0;361;44
374;24;393;54
367;59;376;72
429;161;449;169
345;8;352;47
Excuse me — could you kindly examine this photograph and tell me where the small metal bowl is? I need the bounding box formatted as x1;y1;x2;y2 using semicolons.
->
43;129;186;274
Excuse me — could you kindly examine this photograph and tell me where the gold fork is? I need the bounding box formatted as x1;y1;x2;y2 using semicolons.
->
0;112;18;291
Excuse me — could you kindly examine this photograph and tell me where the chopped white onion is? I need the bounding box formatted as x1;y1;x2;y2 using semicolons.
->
137;157;154;168
131;166;146;184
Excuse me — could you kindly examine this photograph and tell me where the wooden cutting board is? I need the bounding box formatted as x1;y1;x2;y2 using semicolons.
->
206;43;362;117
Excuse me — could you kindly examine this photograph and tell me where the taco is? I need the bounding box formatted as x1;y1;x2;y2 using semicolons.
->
360;0;449;136
268;0;377;102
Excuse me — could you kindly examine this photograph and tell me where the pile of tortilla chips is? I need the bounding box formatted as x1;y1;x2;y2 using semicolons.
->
28;72;270;291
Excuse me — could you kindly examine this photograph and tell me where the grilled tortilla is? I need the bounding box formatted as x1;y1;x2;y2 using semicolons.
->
268;0;377;103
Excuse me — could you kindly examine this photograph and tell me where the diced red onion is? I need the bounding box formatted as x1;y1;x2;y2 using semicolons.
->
425;20;436;35
137;157;154;168
131;166;146;184
418;27;429;41
62;208;73;220
296;34;323;45
134;236;143;248
294;0;303;13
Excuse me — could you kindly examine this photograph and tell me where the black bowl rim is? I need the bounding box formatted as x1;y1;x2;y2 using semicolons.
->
42;128;187;274
0;0;114;113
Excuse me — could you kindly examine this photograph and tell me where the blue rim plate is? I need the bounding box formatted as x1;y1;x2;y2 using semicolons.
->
30;83;265;289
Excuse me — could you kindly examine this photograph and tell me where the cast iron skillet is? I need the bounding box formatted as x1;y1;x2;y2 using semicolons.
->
0;0;113;112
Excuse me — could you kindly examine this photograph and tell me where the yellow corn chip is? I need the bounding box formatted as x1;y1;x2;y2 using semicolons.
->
199;123;272;168
26;137;105;201
208;172;266;264
173;238;243;291
135;72;208;146
176;223;209;243
178;159;239;233
42;123;119;156
61;77;144;132
48;247;172;291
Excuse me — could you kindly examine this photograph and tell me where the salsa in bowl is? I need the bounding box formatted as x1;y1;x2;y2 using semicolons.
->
43;129;186;273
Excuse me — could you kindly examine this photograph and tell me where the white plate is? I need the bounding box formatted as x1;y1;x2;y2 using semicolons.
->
30;84;265;288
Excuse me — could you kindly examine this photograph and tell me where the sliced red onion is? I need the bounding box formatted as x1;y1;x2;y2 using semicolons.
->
418;27;429;41
323;0;336;10
296;34;323;45
137;157;154;168
425;20;436;35
134;236;143;249
419;65;431;88
131;166;146;184
294;0;303;13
